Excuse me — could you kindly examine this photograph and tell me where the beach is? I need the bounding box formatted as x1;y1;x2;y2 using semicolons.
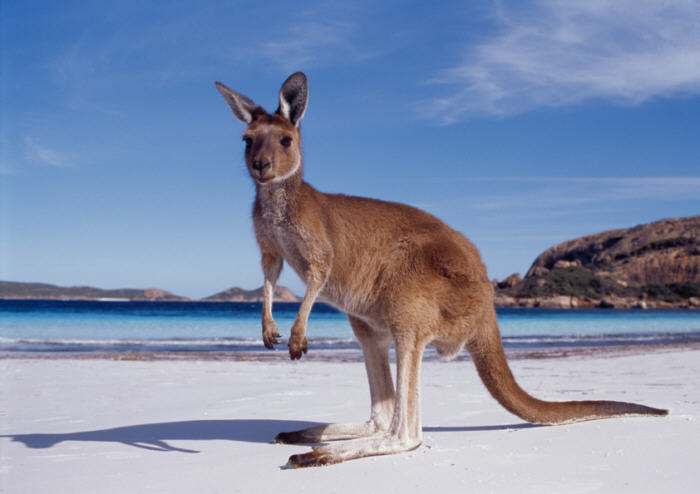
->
2;346;699;493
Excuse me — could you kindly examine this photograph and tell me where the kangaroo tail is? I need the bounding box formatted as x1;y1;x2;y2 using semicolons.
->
466;312;668;425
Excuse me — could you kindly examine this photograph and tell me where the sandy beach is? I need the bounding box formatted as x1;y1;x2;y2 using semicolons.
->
2;347;699;493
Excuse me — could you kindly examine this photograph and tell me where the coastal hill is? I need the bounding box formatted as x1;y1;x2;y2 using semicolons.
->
0;280;301;303
202;285;300;302
0;281;190;301
495;216;700;308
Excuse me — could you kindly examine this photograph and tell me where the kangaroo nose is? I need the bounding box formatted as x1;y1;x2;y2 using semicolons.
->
252;160;271;173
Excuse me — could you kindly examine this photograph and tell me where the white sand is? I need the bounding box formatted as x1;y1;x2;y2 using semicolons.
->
2;349;699;493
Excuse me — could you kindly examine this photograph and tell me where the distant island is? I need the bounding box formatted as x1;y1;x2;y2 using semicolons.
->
0;281;300;303
2;216;698;308
202;285;299;302
0;281;190;302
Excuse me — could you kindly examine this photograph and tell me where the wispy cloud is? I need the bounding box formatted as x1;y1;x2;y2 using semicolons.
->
51;21;202;100
48;4;375;111
262;20;372;71
0;163;15;175
427;0;700;122
24;136;75;169
471;176;700;210
406;176;700;216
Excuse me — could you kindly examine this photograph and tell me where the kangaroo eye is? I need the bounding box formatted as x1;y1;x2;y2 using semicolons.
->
243;136;253;147
280;136;292;148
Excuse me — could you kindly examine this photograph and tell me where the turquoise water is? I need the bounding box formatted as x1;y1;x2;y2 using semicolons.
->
0;300;698;354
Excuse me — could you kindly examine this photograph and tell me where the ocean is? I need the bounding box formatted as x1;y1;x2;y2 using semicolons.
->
0;300;699;356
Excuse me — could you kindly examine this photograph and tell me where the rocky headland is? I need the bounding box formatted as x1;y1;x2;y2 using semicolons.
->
494;216;700;309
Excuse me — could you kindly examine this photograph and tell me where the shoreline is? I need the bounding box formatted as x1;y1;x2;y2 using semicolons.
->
2;296;699;308
494;294;700;310
3;340;699;362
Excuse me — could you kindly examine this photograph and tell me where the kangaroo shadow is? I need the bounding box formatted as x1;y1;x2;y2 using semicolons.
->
2;420;542;454
424;423;544;433
1;419;322;454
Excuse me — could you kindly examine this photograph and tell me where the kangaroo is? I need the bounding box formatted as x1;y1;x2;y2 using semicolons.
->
215;72;668;468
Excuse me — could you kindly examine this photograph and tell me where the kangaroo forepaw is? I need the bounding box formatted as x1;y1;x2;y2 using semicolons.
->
288;335;308;360
262;320;281;350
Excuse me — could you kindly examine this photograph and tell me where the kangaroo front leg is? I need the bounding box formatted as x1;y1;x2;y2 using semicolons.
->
288;265;328;360
261;252;283;349
276;318;394;444
285;337;426;468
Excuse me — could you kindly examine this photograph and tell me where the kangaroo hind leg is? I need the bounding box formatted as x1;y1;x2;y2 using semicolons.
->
285;333;425;467
275;316;395;444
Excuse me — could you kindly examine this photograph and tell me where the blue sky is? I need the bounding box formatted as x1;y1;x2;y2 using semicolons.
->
1;0;699;299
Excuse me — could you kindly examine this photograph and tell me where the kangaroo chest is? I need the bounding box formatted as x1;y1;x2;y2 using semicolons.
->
255;189;311;280
265;220;305;270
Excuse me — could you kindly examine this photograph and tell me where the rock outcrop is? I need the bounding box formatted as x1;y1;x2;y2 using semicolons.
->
526;216;699;285
496;216;700;308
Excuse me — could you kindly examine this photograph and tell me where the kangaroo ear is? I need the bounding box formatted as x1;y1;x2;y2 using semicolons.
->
277;72;308;127
215;81;265;124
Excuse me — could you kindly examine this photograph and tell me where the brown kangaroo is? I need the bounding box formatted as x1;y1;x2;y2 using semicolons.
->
215;72;667;468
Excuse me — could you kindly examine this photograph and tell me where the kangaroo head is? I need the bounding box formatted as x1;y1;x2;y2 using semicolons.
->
215;72;308;185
